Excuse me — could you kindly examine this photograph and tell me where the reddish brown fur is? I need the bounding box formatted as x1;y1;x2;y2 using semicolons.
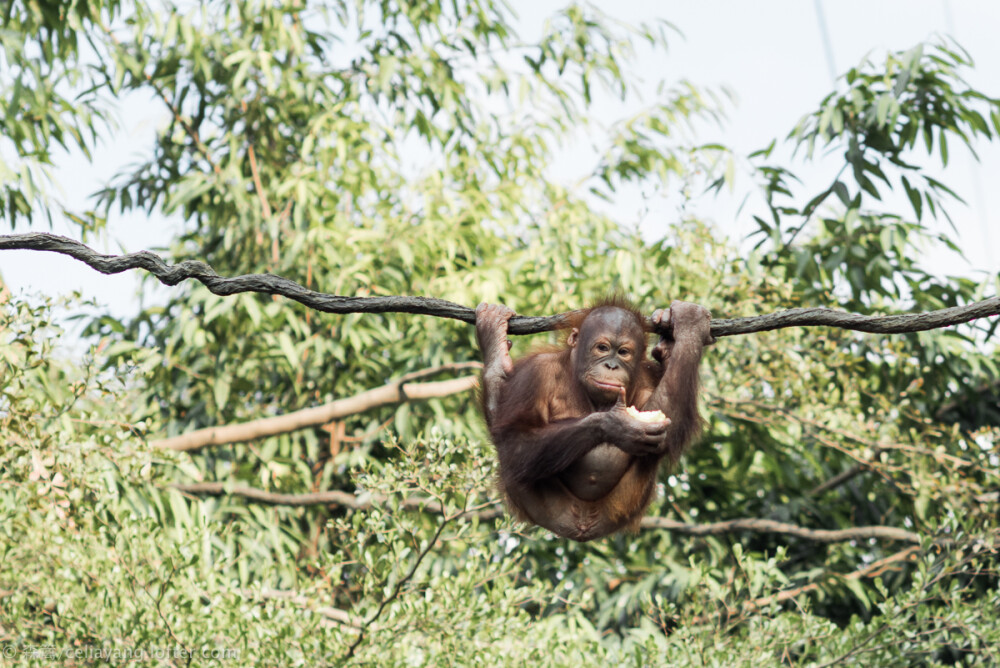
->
558;294;651;340
476;297;710;541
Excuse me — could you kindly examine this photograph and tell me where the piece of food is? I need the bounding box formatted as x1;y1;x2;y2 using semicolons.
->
625;406;667;422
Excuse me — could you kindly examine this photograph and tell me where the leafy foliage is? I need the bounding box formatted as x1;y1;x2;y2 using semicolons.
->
1;2;999;665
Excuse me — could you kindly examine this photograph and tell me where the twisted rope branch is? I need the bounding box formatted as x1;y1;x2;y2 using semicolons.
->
2;232;999;336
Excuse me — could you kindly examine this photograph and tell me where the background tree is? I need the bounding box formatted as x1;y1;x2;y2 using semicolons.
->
1;1;998;665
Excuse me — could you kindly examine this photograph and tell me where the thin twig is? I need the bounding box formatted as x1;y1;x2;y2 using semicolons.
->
99;23;221;175
741;546;921;613
249;588;360;628
808;462;869;497
342;509;454;661
246;141;273;219
2;233;998;337
394;362;483;385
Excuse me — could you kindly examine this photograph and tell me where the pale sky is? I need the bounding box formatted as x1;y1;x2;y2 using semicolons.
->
3;1;998;324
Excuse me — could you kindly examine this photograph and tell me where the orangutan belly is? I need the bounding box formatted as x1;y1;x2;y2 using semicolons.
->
557;443;633;501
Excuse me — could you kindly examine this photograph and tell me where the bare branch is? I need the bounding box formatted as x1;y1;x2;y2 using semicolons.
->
740;546;921;612
248;588;361;628
172;482;384;508
170;482;916;545
3;232;998;337
702;528;999;624
343;508;453;660
152;367;480;452
393;362;483;385
639;516;920;544
807;462;869;497
170;482;508;519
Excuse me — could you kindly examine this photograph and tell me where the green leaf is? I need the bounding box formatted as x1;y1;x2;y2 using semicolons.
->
876;93;892;127
901;176;922;220
213;375;231;409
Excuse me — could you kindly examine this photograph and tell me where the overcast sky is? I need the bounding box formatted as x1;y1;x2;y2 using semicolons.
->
3;0;998;322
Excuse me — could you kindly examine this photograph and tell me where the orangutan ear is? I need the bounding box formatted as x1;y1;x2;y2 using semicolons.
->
566;328;580;348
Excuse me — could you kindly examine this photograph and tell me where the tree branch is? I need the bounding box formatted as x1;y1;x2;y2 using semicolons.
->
249;588;360;628
98;22;222;176
739;546;921;613
170;482;917;544
3;232;998;337
639;516;920;544
152;364;481;452
172;482;389;508
170;482;511;520
342;506;454;661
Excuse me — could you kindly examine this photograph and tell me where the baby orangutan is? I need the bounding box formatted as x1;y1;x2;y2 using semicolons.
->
476;297;712;541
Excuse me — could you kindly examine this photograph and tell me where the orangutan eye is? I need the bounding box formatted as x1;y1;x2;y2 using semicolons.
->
596;343;610;353
619;348;631;357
